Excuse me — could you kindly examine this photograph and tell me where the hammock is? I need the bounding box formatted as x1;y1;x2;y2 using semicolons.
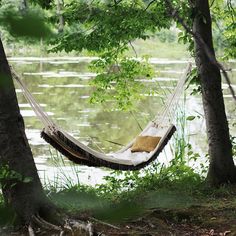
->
12;63;191;170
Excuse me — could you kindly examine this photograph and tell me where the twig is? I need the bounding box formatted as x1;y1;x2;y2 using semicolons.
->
112;0;123;7
104;139;124;146
144;0;157;11
129;41;138;58
209;0;215;8
130;111;143;131
89;217;120;229
91;136;124;146
227;0;235;23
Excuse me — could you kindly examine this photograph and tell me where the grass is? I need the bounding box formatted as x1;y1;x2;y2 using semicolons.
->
38;95;236;234
42;148;82;191
45;173;236;235
1;164;236;235
0;57;235;234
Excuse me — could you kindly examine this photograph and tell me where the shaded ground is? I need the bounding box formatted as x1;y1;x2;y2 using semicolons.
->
1;186;236;235
84;186;236;235
94;208;234;235
0;205;235;235
87;203;236;235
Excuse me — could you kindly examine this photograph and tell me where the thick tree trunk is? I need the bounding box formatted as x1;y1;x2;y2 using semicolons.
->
0;38;54;224
193;0;236;185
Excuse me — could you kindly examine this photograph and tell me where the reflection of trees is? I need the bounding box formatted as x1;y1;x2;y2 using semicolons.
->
86;94;169;152
14;60;181;154
13;59;236;156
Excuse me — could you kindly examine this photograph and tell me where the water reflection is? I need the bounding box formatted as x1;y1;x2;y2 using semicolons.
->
10;57;236;186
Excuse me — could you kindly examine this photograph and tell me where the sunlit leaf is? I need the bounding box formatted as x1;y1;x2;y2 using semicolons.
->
186;116;195;121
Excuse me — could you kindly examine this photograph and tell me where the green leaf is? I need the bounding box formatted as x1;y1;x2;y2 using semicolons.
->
186;116;195;121
22;177;33;183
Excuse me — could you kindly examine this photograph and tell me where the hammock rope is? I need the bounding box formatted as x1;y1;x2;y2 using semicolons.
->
11;63;192;170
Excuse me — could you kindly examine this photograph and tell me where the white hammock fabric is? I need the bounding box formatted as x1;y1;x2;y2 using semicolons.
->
12;63;191;170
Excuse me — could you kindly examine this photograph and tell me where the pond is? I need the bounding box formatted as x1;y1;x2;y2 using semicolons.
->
8;57;236;188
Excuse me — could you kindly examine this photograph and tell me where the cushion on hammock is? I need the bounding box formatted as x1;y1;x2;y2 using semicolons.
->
131;136;161;153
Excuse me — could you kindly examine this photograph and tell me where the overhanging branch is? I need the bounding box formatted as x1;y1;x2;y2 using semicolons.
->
164;0;236;102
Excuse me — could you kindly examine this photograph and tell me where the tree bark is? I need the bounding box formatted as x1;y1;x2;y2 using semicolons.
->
19;0;28;13
0;38;54;224
193;0;236;185
56;0;65;33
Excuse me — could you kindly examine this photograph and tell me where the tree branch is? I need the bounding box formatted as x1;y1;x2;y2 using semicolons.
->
209;0;215;8
129;41;138;57
113;0;123;6
164;0;236;102
227;0;235;23
144;0;157;11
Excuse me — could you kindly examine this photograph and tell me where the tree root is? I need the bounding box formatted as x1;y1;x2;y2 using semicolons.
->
29;214;95;236
28;224;35;236
26;211;119;236
89;217;120;230
67;219;93;236
32;214;62;231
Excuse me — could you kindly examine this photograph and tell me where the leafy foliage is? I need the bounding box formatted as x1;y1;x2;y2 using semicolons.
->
0;6;53;39
29;0;54;9
1;0;235;109
0;165;32;189
90;54;154;110
211;0;236;58
48;0;173;108
93;103;205;201
231;135;236;157
50;0;171;53
185;67;201;96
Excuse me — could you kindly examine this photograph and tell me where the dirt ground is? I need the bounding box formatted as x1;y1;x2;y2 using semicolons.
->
90;206;236;236
1;190;236;236
1;205;235;236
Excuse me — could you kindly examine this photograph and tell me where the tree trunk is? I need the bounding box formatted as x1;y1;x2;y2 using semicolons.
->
0;38;54;224
193;0;236;186
56;0;65;33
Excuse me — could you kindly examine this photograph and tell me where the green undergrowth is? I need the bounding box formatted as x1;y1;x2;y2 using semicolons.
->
0;195;15;227
43;101;236;225
46;162;236;227
44;112;236;226
1;100;236;231
44;146;235;220
1;162;236;231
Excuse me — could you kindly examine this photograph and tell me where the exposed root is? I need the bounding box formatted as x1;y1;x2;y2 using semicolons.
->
30;215;95;236
89;217;120;230
68;219;94;236
32;214;62;231
28;224;35;236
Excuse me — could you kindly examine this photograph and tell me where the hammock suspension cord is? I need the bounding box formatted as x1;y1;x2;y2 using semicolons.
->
10;63;192;170
12;64;191;132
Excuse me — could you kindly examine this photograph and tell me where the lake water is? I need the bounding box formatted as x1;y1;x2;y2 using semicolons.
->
8;57;236;187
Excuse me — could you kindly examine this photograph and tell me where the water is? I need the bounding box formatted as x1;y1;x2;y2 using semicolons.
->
9;57;236;187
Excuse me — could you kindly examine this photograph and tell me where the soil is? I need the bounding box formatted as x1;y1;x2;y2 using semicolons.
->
1;190;236;235
89;205;236;236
